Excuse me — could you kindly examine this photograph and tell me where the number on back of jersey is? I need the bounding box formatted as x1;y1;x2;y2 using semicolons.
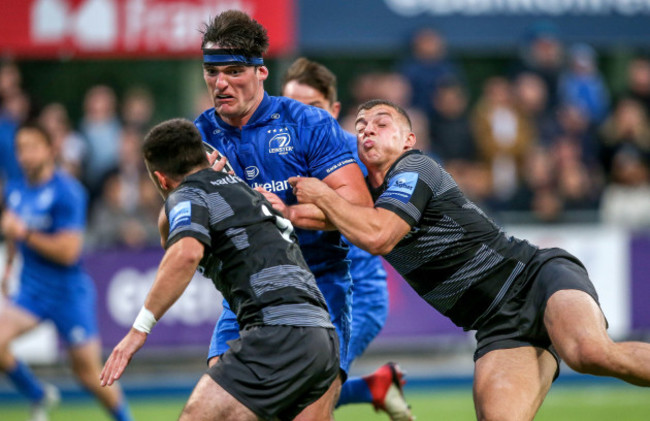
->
261;204;294;243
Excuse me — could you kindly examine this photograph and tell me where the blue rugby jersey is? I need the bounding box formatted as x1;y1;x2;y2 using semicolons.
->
4;170;93;305
195;93;357;271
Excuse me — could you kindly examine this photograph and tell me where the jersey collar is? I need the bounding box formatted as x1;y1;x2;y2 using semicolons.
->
204;92;274;131
366;149;423;199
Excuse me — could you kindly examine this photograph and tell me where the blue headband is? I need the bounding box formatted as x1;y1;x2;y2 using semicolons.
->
202;48;264;66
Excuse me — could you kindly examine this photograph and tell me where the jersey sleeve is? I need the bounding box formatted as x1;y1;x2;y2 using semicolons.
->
51;178;87;232
374;154;442;227
165;185;213;249
301;111;357;180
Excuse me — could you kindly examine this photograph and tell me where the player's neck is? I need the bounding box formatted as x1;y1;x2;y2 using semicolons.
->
219;88;265;129
28;163;55;185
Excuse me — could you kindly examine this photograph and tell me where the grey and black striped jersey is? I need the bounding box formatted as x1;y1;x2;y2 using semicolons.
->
371;151;538;330
164;168;333;331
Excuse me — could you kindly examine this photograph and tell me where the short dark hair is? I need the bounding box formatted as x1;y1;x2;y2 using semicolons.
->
200;10;269;57
357;99;413;130
16;121;52;147
142;118;208;178
282;57;338;104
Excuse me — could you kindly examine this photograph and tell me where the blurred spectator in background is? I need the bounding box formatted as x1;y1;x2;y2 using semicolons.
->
551;136;601;213
550;103;600;165
472;76;536;205
1;86;34;189
39;102;87;179
79;85;122;200
87;126;159;249
513;72;556;145
508;146;562;222
600;145;650;229
429;76;477;163
87;170;160;250
341;72;432;155
120;86;155;132
428;76;491;208
598;96;650;177
512;20;565;111
0;60;22;103
625;56;650;114
396;27;462;119
559;43;610;125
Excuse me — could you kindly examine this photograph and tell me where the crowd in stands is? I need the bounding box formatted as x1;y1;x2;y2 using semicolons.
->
2;22;650;251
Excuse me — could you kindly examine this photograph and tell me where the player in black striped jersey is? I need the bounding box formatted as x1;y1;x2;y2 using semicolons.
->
100;118;339;421
288;99;650;420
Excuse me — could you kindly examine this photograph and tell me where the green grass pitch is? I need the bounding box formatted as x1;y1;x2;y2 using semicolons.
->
2;385;649;420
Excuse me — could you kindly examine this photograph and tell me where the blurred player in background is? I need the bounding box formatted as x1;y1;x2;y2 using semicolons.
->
101;118;340;421
192;10;388;419
281;57;411;419
289;99;650;420
0;122;132;421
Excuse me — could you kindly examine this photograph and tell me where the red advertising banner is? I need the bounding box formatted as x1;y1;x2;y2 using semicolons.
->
0;0;295;59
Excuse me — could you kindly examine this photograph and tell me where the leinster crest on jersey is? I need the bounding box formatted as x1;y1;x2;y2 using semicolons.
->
268;127;293;155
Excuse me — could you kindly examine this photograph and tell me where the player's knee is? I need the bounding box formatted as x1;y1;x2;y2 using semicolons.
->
476;404;523;421
562;340;612;374
179;399;202;421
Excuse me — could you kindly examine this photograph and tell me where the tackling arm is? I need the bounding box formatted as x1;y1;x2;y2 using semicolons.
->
289;176;411;255
267;163;374;231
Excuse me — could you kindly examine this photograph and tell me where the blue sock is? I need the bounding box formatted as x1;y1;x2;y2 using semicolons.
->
6;360;45;402
110;400;134;421
336;376;372;407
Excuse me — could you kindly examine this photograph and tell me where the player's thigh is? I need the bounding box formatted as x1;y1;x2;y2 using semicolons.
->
294;374;341;421
474;346;556;421
67;338;103;375
0;299;40;346
545;289;609;364
180;374;259;421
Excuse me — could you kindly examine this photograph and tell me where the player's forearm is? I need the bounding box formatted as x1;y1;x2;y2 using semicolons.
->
314;190;390;254
287;203;336;230
143;239;203;320
25;230;83;266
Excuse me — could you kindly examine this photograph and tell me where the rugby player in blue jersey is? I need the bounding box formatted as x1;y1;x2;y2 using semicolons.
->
290;99;650;420
281;57;411;420
0;122;132;421
191;10;380;419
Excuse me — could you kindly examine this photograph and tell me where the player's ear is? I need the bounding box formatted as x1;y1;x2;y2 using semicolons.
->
404;131;417;150
154;171;169;190
257;66;269;81
330;101;342;119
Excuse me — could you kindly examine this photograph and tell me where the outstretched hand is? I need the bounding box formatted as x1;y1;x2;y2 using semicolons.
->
288;177;331;205
100;329;147;387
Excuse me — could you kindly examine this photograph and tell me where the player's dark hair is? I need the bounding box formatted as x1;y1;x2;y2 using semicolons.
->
200;10;269;57
357;99;413;130
142;118;208;178
282;57;338;104
16;120;53;147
